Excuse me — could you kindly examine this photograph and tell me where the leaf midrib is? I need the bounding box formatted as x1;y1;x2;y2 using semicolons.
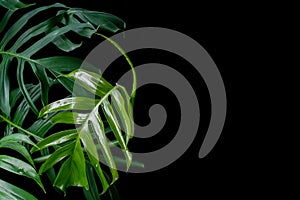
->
0;51;48;70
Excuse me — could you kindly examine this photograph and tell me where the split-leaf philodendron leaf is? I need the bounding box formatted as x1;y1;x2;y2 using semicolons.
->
0;1;136;199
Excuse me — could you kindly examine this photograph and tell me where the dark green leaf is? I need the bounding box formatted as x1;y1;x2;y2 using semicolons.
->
0;155;45;192
0;0;34;11
7;84;41;135
9;84;35;109
69;8;126;33
83;163;100;200
0;141;35;167
0;57;12;116
0;133;36;147
0;10;14;34
9;14;64;53
87;152;109;194
48;26;82;52
17;58;39;115
30;63;50;106
0;3;66;50
22;23;93;57
36;56;82;72
0;179;38;200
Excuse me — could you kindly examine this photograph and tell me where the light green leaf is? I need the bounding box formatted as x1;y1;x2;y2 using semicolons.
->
111;86;134;144
39;141;75;174
102;99;132;170
31;129;78;153
53;139;88;194
39;97;97;118
64;70;113;97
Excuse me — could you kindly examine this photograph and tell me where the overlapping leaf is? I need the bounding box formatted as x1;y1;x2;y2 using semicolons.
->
0;179;38;200
0;0;34;11
0;133;41;199
31;70;134;195
0;2;133;199
0;2;125;121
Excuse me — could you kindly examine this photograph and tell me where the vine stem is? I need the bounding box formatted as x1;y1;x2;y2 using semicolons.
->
94;33;137;105
0;114;42;140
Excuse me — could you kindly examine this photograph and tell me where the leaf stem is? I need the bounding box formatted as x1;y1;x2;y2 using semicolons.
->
94;33;137;103
0;51;38;64
0;115;42;140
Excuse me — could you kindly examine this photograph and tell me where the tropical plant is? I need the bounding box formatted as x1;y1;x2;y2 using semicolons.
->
0;0;136;199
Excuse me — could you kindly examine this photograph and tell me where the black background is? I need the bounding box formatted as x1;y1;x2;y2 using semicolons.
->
1;0;284;199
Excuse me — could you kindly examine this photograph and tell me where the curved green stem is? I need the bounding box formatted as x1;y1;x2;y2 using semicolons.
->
94;33;137;104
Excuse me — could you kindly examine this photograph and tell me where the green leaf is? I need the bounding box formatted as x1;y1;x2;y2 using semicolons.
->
0;3;66;50
29;63;50;106
111;86;134;144
36;56;84;93
47;26;82;52
80;107;119;184
0;133;37;147
0;179;38;200
102;99;132;170
39;141;75;174
39;97;97;118
17;58;39;115
9;84;35;109
0;141;35;167
0;0;35;11
0;155;45;192
31;129;78;153
63;69;113;97
68;8;126;33
0;57;12;116
36;56;82;72
0;10;14;34
37;70;134;193
50;112;89;125
0;3;133;198
6;84;41;135
83;163;100;200
53;139;88;194
87;152;109;194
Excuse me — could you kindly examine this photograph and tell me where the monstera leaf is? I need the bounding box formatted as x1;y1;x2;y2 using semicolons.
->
0;1;125;124
0;1;136;199
30;69;134;195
